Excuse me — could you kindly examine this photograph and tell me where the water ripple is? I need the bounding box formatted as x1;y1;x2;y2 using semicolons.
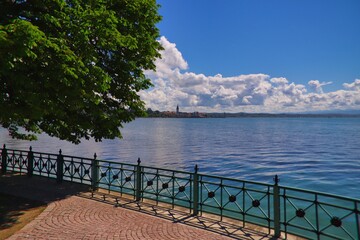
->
1;117;360;199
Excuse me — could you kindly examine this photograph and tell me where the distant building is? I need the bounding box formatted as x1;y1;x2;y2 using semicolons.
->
176;105;179;114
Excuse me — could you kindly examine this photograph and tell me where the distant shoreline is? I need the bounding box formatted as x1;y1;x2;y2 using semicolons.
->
145;110;360;118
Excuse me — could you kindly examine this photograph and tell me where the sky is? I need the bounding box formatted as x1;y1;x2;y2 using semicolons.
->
140;0;360;113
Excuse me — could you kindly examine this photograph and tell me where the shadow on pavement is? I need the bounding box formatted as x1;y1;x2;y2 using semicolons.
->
0;173;90;203
79;190;277;240
0;174;285;240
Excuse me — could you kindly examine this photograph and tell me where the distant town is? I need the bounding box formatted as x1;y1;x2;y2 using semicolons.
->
145;106;360;118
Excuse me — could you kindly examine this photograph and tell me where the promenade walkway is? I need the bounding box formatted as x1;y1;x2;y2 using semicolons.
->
0;174;279;240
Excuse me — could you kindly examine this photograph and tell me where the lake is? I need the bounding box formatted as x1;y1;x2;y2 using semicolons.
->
1;117;360;199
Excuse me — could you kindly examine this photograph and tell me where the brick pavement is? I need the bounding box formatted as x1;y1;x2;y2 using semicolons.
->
8;196;238;240
0;175;281;240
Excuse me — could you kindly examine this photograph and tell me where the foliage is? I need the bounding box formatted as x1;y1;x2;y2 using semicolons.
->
0;0;162;143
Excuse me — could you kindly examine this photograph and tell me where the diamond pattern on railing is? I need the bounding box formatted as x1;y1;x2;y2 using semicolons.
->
99;167;110;185
173;177;191;202
43;157;53;174
199;178;248;221
142;173;158;195
201;182;222;209
157;176;173;198
244;188;269;220
18;153;27;171
99;165;135;191
110;170;121;187
318;202;358;239
33;155;42;172
140;168;192;207
222;186;244;214
45;156;57;175
283;196;317;232
282;190;359;240
6;151;28;173
63;159;92;182
9;152;17;169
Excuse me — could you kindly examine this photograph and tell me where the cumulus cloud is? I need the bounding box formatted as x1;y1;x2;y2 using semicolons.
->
270;77;288;85
343;79;360;91
140;37;360;113
145;36;188;80
308;80;333;94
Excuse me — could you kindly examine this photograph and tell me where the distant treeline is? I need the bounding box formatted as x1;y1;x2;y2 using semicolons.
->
145;109;360;118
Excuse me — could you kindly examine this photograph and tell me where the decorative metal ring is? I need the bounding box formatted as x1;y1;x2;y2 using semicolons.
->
330;217;342;227
208;191;215;198
252;199;261;208
296;209;306;218
178;186;185;192
229;195;236;202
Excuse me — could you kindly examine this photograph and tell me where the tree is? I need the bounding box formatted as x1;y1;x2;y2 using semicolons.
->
0;0;162;143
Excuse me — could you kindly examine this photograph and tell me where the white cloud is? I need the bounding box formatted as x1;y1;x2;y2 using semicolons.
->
141;37;360;113
343;79;360;91
270;77;288;85
308;80;333;94
151;36;188;73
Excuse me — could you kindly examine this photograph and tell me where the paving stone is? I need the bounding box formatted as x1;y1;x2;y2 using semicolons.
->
1;174;284;240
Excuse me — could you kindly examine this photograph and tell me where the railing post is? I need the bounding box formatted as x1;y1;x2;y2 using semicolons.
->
273;175;281;238
56;149;64;183
91;153;99;191
193;164;199;216
27;146;34;177
135;158;142;201
1;144;7;175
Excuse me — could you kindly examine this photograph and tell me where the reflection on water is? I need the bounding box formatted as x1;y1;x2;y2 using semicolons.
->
1;117;360;198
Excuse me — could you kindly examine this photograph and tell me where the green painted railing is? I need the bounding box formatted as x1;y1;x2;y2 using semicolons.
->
1;145;359;240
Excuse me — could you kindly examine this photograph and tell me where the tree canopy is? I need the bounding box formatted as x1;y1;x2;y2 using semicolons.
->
0;0;162;143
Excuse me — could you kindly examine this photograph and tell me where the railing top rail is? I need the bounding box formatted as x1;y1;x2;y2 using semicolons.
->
140;165;192;175
6;148;96;161
97;159;137;167
279;185;360;202
5;148;30;153
199;173;273;187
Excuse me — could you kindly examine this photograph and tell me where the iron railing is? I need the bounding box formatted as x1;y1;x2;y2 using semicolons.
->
1;145;359;240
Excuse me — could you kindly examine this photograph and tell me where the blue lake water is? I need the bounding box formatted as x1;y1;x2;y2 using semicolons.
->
1;117;360;199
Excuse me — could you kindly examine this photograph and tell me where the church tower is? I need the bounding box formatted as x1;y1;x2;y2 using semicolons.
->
176;105;179;114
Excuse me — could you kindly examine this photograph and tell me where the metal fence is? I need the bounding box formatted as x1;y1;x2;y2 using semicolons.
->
1;145;359;240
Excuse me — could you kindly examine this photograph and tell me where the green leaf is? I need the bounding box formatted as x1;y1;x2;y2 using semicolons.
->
0;0;162;144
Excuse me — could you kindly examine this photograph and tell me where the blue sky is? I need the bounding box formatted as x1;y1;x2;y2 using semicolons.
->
140;0;360;113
